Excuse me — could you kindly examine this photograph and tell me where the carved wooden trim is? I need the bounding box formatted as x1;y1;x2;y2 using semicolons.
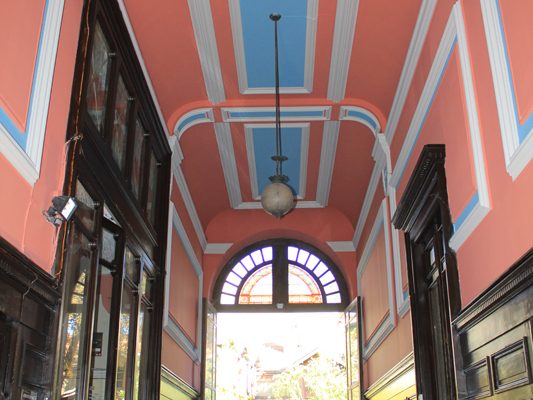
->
453;248;533;332
392;144;445;231
0;236;60;306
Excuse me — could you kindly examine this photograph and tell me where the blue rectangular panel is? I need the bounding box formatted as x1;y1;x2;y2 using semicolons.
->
240;0;308;88
253;127;301;195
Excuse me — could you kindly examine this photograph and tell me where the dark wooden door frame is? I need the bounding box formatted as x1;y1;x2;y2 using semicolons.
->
392;145;461;398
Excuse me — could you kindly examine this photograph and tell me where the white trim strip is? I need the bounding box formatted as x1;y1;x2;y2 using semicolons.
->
215;123;242;208
339;105;381;136
221;106;332;122
174;108;214;138
327;241;356;252
204;243;233;254
235;200;323;210
390;4;490;251
385;0;437;143
171;149;208;250
327;0;360;101
164;203;203;363
316;121;340;206
0;0;65;185
480;0;533;180
357;199;396;359
187;0;225;103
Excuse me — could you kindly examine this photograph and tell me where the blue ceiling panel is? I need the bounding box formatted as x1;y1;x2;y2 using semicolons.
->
240;0;308;89
253;127;302;195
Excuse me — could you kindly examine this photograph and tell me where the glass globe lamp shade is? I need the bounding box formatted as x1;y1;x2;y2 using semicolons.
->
261;181;295;218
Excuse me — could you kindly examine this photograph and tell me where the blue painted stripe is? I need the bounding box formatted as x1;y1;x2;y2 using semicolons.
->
495;1;533;144
0;0;51;150
240;0;308;89
346;110;379;131
453;192;479;232
230;110;324;119
177;112;207;133
398;38;457;183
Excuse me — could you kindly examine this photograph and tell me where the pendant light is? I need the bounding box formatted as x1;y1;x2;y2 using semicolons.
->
260;13;295;218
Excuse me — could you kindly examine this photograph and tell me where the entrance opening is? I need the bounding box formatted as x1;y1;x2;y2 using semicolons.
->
205;239;356;399
216;312;346;400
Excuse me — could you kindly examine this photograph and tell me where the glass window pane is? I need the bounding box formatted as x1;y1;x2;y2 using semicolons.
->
250;250;263;265
324;281;339;295
145;151;159;224
89;264;114;400
226;272;242;287
111;75;131;171
131;119;146;200
220;294;235;305
222;282;238;295
116;285;135;400
305;254;320;270
319;271;335;285
297;249;310;265
125;247;139;284
140;271;152;301
287;246;298;261
288;265;322;304
60;225;95;398
133;303;150;400
86;23;111;132
239;265;272;304
232;263;247;278
101;228;117;263
261;246;273;262
313;262;328;277
326;293;342;304
76;180;97;233
240;255;254;271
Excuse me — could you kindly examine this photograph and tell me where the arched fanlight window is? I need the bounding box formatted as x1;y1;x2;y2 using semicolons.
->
213;240;348;311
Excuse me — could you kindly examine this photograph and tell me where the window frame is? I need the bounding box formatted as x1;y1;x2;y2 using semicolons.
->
213;239;349;312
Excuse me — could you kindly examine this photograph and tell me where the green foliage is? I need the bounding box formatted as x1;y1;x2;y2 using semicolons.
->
271;356;346;400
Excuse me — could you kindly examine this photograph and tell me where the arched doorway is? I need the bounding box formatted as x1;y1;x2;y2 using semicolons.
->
204;239;356;400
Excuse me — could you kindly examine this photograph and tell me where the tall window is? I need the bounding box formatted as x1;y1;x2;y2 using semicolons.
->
214;240;348;311
56;1;170;399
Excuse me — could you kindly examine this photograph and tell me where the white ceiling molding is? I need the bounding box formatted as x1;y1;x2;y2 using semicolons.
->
384;0;437;143
481;0;533;180
352;154;386;249
174;108;214;139
327;0;360;102
0;0;64;185
387;188;410;317
339;106;382;136
221;106;332;122
204;243;233;254
236;200;323;210
245;123;310;200
187;0;226;104
164;203;203;363
215;123;243;208
357;199;396;359
228;0;318;94
117;1;178;152
171;150;208;250
315;121;340;206
390;4;490;251
327;241;356;252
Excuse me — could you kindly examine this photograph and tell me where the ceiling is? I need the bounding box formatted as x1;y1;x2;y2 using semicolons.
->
121;0;423;247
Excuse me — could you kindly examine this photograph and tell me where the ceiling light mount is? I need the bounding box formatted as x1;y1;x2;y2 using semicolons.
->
261;13;295;218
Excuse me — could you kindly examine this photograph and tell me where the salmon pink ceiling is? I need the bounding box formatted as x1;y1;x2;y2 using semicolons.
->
121;0;423;247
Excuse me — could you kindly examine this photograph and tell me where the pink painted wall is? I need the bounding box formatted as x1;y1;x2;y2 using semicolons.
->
169;230;199;343
0;0;83;272
356;0;533;389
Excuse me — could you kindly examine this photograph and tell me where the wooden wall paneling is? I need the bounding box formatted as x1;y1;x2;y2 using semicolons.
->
453;248;533;399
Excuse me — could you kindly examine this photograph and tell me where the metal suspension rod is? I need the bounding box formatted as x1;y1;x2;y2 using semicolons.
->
271;13;282;177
